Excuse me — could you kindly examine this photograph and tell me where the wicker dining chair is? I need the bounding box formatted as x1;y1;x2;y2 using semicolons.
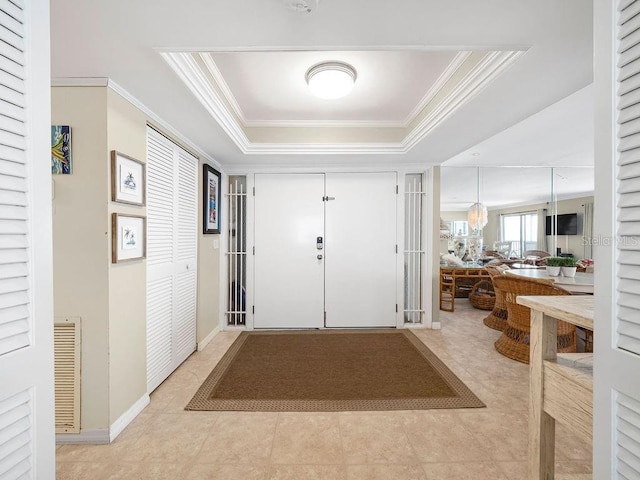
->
482;265;509;331
492;275;576;364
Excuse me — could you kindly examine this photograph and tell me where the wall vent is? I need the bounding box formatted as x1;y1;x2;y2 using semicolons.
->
54;317;80;434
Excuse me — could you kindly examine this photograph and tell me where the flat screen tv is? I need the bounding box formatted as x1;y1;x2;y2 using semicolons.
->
545;213;579;235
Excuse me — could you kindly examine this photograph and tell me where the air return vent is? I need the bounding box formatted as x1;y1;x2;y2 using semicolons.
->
54;317;80;434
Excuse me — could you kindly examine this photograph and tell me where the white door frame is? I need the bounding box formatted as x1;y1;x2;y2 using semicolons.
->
219;166;435;332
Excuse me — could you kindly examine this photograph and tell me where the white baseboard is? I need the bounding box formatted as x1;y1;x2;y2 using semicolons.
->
431;322;442;330
56;429;110;445
109;394;150;442
198;325;219;351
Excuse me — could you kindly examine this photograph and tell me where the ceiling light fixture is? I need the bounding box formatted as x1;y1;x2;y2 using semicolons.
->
306;62;357;100
467;167;488;232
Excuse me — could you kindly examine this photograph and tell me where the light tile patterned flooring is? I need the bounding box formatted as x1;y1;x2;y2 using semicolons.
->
56;301;592;479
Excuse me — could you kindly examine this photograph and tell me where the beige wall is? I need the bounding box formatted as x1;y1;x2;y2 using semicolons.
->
106;89;149;424
52;85;222;433
197;165;221;343
52;87;110;429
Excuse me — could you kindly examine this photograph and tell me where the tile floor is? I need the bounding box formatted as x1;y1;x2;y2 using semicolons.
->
56;301;592;479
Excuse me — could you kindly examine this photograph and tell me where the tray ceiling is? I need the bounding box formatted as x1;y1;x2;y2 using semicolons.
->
163;48;525;154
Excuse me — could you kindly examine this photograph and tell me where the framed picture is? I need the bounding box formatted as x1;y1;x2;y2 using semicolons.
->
203;164;221;234
111;151;145;206
112;213;146;263
51;125;72;174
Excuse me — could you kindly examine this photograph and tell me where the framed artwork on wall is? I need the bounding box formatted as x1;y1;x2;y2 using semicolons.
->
111;151;145;206
51;125;72;174
203;164;221;234
112;213;146;263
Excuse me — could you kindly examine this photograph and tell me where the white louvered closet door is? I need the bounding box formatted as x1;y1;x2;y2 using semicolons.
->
597;1;640;477
146;128;197;393
0;0;55;477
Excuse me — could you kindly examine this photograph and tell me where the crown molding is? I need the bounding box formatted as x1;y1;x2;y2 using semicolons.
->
161;52;252;154
107;79;221;168
401;50;526;152
401;51;472;126
161;49;526;156
51;76;222;169
199;52;248;127
243;141;407;155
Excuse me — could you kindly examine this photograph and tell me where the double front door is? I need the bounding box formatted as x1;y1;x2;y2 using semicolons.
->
254;172;397;329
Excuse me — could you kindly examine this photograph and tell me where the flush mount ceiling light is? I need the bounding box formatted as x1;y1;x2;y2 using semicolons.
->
305;62;357;99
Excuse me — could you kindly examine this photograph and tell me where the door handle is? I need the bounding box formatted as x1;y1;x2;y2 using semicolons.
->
317;254;323;260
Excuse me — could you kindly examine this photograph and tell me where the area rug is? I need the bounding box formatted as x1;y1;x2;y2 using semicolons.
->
185;329;485;411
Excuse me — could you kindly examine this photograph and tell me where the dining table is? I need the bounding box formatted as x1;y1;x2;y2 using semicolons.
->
505;268;594;294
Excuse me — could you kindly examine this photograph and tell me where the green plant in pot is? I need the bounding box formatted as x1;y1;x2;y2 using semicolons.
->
561;256;578;277
545;257;563;277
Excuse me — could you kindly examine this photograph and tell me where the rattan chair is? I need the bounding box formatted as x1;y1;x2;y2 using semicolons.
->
492;275;576;364
482;265;509;331
439;268;455;312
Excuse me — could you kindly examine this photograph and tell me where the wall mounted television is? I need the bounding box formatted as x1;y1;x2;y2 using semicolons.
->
545;213;579;235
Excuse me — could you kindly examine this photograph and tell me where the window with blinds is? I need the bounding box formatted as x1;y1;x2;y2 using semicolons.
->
617;0;640;357
0;0;30;357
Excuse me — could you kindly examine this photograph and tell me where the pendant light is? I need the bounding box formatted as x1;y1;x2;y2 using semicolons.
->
467;167;487;233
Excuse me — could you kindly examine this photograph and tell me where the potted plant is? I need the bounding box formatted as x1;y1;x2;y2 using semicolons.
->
545;257;563;276
561;257;578;277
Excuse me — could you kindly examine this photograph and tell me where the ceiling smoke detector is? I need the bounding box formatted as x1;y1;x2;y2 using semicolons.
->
284;0;319;14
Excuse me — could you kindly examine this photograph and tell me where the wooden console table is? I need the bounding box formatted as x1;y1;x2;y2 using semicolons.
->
517;295;594;479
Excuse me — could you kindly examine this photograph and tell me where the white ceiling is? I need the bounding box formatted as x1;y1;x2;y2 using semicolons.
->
440;85;594;210
207;50;459;125
50;0;593;168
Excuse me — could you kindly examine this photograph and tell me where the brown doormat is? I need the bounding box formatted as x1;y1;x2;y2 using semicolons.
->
185;329;485;412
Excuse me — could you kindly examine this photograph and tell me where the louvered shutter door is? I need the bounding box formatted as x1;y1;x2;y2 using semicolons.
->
616;392;640;476
618;0;640;357
0;0;56;473
0;390;32;478
0;0;32;472
615;2;640;477
146;134;174;267
146;128;197;393
0;0;28;359
174;150;197;364
146;129;175;392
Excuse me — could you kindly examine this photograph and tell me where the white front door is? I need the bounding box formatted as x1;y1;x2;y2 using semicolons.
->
253;172;397;329
254;174;325;329
325;172;397;327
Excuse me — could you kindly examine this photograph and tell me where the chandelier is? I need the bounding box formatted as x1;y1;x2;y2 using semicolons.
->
467;167;487;232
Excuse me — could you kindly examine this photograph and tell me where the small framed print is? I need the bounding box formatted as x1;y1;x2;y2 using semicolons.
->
51;125;72;174
203;164;221;234
112;213;146;263
111;151;145;206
